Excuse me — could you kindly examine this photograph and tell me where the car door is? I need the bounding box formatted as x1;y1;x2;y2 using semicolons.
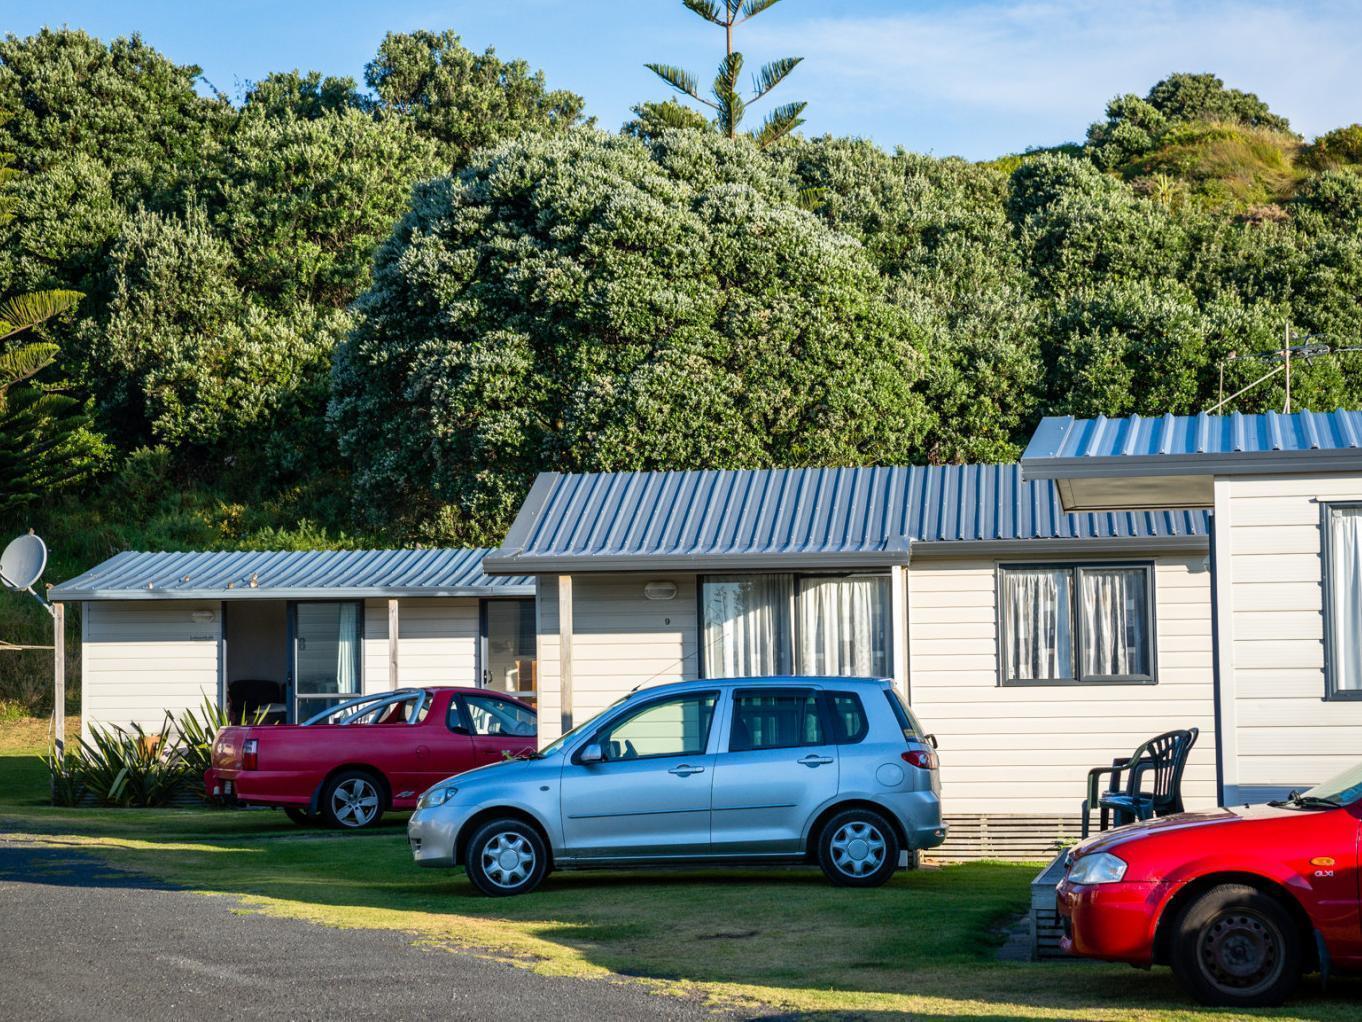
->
710;686;839;856
559;690;721;860
456;693;539;766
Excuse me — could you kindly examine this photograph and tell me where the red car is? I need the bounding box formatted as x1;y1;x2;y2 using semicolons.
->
207;687;537;830
1057;762;1362;1007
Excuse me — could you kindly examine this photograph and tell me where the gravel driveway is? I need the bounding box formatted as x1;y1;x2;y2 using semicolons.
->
0;840;765;1022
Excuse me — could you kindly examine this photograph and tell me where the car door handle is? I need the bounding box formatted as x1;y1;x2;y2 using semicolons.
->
798;754;834;767
668;764;705;776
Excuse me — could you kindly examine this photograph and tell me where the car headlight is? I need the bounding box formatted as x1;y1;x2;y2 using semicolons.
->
416;784;457;810
1067;851;1128;885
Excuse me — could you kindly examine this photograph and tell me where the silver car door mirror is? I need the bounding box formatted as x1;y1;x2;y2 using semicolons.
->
579;743;604;764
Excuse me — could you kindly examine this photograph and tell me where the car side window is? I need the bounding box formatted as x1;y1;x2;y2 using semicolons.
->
823;692;868;744
597;693;718;761
459;694;536;737
729;689;825;752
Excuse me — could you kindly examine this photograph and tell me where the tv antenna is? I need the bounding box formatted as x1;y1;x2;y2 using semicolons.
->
1209;325;1362;414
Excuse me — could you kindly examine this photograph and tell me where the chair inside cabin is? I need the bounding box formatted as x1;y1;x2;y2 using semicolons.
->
1081;727;1199;838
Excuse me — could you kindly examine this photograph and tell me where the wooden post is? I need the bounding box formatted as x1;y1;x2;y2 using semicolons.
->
52;601;65;756
558;574;574;737
387;598;400;690
890;564;909;701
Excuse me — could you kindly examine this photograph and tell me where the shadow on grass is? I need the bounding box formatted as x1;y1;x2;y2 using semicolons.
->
5;819;1362;1021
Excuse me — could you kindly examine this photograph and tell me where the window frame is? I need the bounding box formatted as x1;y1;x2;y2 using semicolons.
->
1320;502;1362;701
995;561;1158;687
726;686;830;752
578;690;721;764
288;598;365;722
698;571;893;679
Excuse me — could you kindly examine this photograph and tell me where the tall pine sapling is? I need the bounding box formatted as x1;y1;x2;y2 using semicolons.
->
646;0;806;147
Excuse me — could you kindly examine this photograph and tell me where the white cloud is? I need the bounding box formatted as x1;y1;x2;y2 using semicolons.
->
745;0;1360;154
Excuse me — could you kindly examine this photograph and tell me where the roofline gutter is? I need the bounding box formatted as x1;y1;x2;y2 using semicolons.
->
909;534;1209;559
46;585;537;602
480;533;1207;575
1022;448;1362;482
480;547;913;575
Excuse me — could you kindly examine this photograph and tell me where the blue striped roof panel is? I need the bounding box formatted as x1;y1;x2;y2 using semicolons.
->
50;548;534;601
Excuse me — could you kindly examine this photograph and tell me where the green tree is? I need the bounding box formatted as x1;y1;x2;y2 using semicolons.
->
646;0;806;147
622;99;715;141
215;108;442;308
0;290;109;513
331;129;932;541
241;70;370;119
364;30;586;164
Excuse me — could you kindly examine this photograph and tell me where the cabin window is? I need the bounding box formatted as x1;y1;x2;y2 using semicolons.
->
998;563;1155;686
701;573;891;678
1323;504;1362;699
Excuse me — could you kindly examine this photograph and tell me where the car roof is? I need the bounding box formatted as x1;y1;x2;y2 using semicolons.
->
626;675;893;698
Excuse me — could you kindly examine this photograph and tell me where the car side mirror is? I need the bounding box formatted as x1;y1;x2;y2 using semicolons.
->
579;743;603;764
449;723;470;736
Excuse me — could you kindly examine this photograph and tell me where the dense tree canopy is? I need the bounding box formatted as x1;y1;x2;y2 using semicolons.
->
2;26;1361;551
331;130;933;540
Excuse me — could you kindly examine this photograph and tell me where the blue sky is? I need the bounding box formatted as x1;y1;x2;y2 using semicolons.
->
6;0;1360;159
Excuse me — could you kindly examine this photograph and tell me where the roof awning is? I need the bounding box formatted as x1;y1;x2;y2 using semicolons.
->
49;548;534;602
1022;410;1362;512
482;463;1208;575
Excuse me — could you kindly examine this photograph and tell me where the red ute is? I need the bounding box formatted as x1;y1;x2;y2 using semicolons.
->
1057;762;1362;1007
206;687;536;830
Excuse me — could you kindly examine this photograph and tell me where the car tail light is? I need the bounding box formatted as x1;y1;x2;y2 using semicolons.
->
902;748;937;770
242;739;259;770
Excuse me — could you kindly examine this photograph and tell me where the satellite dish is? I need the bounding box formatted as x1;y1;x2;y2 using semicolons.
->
1;533;48;591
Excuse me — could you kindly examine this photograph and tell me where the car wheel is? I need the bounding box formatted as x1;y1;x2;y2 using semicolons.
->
1170;884;1302;1007
320;770;386;830
284;807;317;826
817;808;900;887
464;819;548;897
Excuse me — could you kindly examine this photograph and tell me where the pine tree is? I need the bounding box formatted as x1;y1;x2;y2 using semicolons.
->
645;0;805;147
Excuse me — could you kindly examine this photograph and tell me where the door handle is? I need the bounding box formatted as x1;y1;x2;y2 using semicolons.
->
798;754;834;767
668;764;705;776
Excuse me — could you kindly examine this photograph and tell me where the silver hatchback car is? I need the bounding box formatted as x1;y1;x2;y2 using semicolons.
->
407;676;946;896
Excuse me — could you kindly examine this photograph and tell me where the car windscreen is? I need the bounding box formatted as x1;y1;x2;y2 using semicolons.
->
1303;760;1362;806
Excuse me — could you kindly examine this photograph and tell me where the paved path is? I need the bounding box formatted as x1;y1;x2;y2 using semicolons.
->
0;841;757;1022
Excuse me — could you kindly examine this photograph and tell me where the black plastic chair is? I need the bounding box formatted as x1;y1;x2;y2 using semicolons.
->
1081;728;1199;838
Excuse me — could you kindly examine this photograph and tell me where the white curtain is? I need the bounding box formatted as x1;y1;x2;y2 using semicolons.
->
1080;568;1149;678
703;575;792;676
797;577;889;677
335;602;359;695
1329;508;1362;692
1004;569;1073;681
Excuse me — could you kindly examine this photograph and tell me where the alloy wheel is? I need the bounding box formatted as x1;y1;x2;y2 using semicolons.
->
480;831;536;889
331;777;380;827
830;821;886;877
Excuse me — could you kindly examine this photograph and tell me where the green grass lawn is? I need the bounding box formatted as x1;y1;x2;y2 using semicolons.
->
2;725;1359;1020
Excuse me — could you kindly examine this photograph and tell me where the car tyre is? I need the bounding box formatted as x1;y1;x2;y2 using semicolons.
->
320;769;386;830
817;808;900;888
1170;884;1302;1007
284;807;318;826
464;818;549;897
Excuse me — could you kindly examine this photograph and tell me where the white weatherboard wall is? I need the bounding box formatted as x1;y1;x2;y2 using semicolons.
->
535;574;698;745
362;597;480;692
82;600;222;735
907;553;1216;815
1221;472;1362;802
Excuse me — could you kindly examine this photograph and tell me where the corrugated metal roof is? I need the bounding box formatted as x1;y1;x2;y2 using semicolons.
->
50;548;534;601
482;464;1208;573
1024;410;1362;478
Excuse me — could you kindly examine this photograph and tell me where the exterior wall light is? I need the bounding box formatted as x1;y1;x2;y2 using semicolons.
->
643;580;678;601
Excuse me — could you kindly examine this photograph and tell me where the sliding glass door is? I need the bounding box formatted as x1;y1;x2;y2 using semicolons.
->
481;599;538;706
291;601;361;721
